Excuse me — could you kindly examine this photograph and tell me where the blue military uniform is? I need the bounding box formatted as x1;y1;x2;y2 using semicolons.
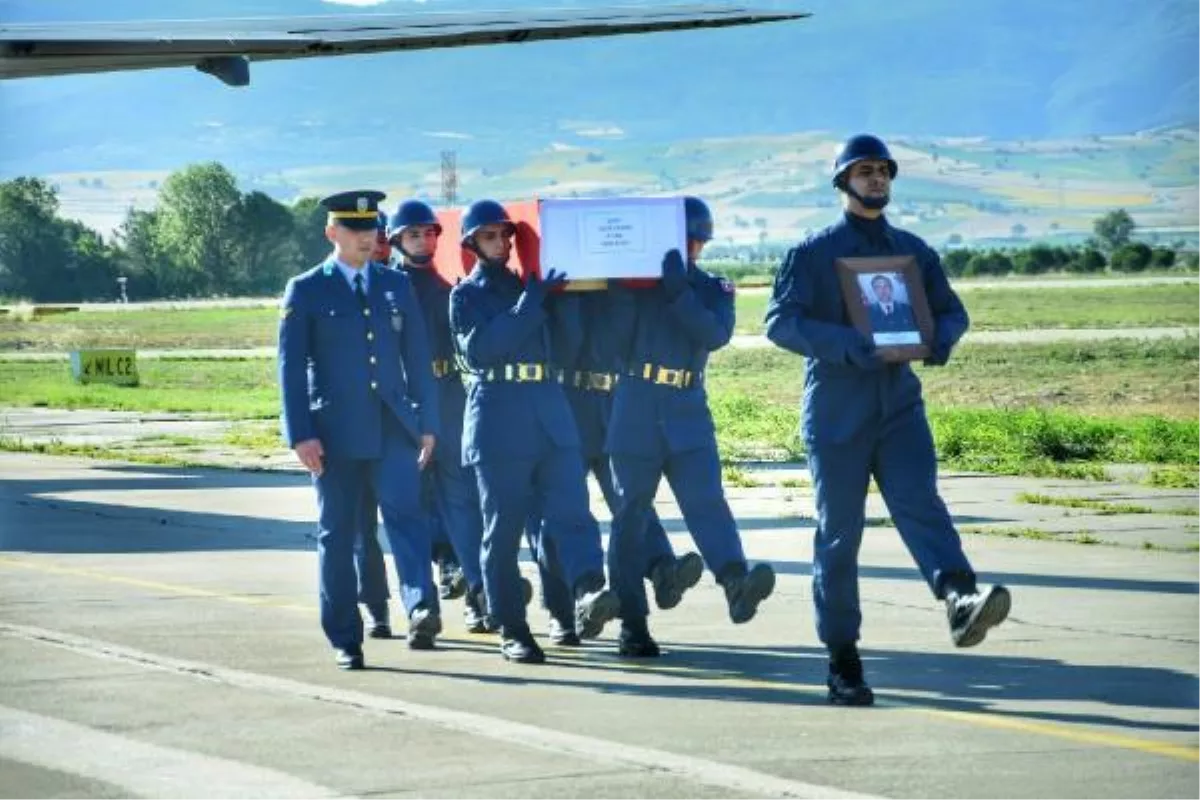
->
606;247;775;633
279;190;441;667
765;134;1009;707
448;202;618;661
528;289;700;639
764;210;976;646
399;259;486;607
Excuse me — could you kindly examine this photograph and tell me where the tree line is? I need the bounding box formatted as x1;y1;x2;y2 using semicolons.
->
1;167;1196;303
0;164;330;302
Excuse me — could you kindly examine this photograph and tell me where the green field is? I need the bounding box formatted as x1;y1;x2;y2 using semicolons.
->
705;339;1199;472
733;282;1199;335
2;338;1196;483
2;282;1196;352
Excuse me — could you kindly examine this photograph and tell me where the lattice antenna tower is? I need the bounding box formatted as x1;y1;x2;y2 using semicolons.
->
441;150;458;207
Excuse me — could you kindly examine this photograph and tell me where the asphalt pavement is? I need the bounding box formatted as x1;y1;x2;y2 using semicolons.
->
0;449;1196;798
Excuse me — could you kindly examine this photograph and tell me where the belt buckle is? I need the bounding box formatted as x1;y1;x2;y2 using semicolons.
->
655;367;682;387
432;359;447;378
516;363;542;382
590;373;614;391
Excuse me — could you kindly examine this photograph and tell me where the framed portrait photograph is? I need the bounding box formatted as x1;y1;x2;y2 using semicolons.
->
836;255;934;362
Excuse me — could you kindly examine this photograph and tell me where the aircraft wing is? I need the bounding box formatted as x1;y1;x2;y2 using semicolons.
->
0;5;807;86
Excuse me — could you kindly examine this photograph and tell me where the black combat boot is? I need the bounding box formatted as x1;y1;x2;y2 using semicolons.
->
365;603;391;639
407;605;442;651
463;586;496;634
547;616;581;647
499;625;545;664
719;562;776;624
827;644;874;706
573;572;621;639
334;645;365;671
648;552;705;610
617;617;661;658
942;573;1012;648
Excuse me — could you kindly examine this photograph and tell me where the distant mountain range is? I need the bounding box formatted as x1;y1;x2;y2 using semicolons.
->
2;0;1197;246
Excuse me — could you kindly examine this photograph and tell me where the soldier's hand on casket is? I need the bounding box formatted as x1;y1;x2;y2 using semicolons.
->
661;249;688;299
294;438;325;476
523;268;568;306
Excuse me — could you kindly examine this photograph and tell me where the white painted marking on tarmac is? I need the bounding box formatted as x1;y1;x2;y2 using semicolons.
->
2;621;877;800
0;704;343;799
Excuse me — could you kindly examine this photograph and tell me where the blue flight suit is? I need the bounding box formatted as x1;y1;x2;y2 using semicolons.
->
526;290;679;624
605;264;747;621
280;257;441;651
354;519;390;617
448;262;608;634
763;211;975;647
400;262;485;594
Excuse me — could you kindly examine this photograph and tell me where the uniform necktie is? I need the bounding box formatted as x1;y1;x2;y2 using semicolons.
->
353;272;367;309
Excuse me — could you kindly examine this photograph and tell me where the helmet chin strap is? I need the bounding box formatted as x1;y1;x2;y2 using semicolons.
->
465;238;509;270
845;183;890;211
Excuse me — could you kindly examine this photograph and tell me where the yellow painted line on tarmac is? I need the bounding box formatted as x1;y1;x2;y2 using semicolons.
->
918;708;1200;763
563;652;1200;763
3;554;1197;764
0;556;311;613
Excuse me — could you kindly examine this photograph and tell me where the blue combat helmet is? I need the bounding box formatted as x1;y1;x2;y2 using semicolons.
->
387;199;443;241
831;134;898;189
460;199;514;245
683;196;714;242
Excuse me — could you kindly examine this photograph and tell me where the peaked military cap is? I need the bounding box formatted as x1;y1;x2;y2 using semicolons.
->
320;190;387;231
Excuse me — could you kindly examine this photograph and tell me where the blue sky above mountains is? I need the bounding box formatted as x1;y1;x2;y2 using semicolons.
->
1;0;1197;176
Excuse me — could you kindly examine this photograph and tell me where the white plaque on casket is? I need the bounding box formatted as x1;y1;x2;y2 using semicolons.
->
538;197;686;280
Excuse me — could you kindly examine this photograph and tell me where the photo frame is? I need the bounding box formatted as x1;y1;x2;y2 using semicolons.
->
836;255;934;362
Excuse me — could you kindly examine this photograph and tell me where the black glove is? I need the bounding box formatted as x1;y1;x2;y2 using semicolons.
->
846;333;884;371
522;268;568;306
923;329;955;367
660;249;688;300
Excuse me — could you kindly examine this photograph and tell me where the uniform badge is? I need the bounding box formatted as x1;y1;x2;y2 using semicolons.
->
719;278;735;294
357;196;369;212
385;289;403;333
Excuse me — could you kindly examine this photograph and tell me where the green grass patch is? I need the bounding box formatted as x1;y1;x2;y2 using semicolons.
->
1144;465;1200;489
2;338;1196;484
961;525;1102;545
0;307;280;352
721;464;762;488
0;434;214;467
930;409;1198;475
3;282;1195;350
0;358;278;418
732;282;1199;335
1015;492;1155;515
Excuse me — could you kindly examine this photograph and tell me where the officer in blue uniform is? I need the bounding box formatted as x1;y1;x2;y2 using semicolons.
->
279;190;443;669
764;134;1011;706
385;198;490;633
527;289;705;649
448;199;620;664
347;216;400;639
606;196;777;657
